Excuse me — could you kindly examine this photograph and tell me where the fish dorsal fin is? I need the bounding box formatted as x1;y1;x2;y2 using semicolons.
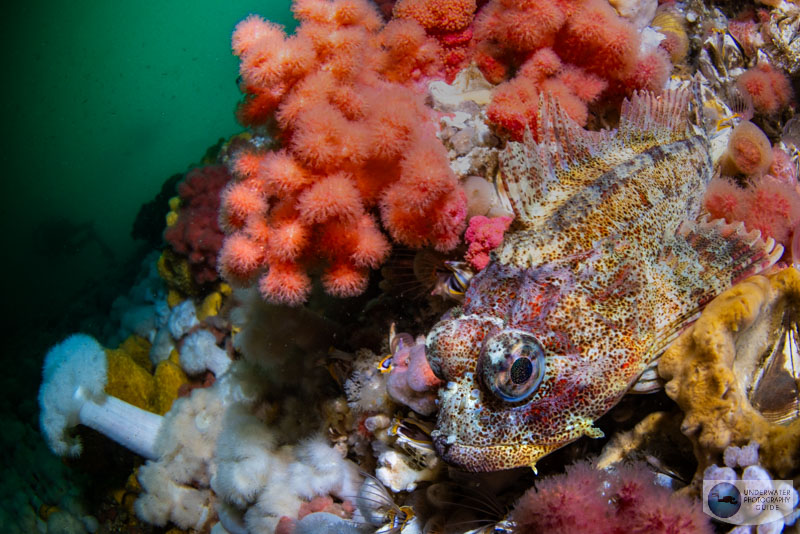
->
500;94;611;230
647;215;783;361
616;89;693;146
500;89;694;231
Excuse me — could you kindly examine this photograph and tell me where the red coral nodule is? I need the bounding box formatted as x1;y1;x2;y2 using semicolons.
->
736;62;794;116
164;165;230;286
258;263;312;306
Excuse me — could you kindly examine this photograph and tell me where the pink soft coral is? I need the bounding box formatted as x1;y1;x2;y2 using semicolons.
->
391;0;477;82
511;461;713;534
464;215;513;270
736;62;794;116
704;175;800;252
223;0;467;305
477;0;671;140
393;0;475;32
163;165;229;286
511;462;611;534
610;462;712;534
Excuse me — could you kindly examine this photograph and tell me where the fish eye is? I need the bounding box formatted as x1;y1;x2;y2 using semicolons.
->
480;331;545;402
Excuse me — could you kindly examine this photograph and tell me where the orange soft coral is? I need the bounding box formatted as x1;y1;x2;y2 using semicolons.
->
476;0;670;139
704;175;800;252
218;233;265;284
373;19;444;84
486;48;609;140
258;262;312;305
297;173;364;224
221;182;268;223
390;0;477;82
222;0;466;305
267;219;311;262
485;77;540;139
290;104;371;170
322;261;369;297
736;62;794;116
259;150;315;195
393;0;475;32
557;0;638;79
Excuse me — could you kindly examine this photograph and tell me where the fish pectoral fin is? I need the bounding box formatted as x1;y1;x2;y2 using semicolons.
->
585;425;605;439
650;216;783;358
677;216;783;290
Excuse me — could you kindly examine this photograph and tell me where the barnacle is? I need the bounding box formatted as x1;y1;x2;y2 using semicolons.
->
653;7;689;63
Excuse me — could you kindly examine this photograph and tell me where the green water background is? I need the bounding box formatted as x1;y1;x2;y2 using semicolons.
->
3;0;294;342
1;3;294;526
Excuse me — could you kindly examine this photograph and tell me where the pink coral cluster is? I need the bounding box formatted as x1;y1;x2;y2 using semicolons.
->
707;120;800;254
163;165;229;285
464;215;512;270
511;461;713;534
391;0;479;82
736;62;794;116
221;0;467;305
475;0;672;140
704;172;800;252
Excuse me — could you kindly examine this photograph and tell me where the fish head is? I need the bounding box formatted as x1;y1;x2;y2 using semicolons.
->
425;266;605;472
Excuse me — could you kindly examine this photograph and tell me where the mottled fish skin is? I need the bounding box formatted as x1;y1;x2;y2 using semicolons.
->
425;90;782;472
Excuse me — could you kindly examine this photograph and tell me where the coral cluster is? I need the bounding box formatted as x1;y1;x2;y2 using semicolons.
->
29;1;800;533
510;461;713;533
163;165;229;289
219;0;468;305
475;0;672;140
392;0;478;82
704;120;800;254
737;62;794;117
463;214;512;270
704;173;800;252
217;0;687;304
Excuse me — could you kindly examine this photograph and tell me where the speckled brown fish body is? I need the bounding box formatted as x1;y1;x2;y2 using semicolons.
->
426;90;783;471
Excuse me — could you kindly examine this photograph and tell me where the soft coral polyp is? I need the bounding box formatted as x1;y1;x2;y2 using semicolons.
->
222;0;466;305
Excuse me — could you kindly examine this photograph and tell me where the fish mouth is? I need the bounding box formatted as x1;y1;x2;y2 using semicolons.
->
433;434;558;472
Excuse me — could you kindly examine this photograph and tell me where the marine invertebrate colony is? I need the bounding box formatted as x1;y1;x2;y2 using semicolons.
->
659;267;800;487
219;0;467;305
510;461;713;533
476;0;672;140
163;165;229;287
463;215;512;271
704;173;800;252
30;0;800;532
736;62;794;116
425;90;782;472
